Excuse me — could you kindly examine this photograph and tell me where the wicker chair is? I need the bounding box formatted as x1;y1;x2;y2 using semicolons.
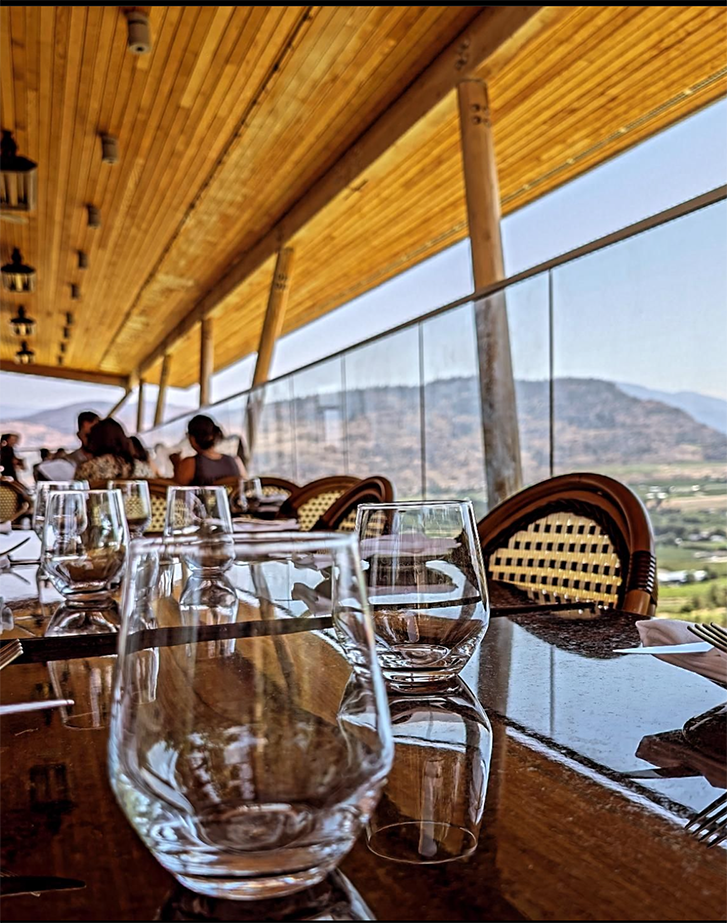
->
144;479;177;535
477;472;658;616
259;476;299;499
0;478;31;525
311;476;394;532
280;476;361;531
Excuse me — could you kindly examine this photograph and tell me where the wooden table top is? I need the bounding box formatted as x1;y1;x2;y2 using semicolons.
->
0;534;725;922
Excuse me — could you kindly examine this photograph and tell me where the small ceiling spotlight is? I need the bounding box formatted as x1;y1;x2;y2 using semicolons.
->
87;204;101;229
78;250;88;269
71;283;80;299
101;134;119;164
125;10;151;54
66;311;74;326
63;326;71;340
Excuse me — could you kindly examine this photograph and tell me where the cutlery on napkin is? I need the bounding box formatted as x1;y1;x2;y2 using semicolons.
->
632;619;727;686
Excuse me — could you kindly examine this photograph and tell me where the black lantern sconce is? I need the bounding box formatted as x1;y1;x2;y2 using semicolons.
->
9;305;36;337
78;250;88;270
1;248;36;293
70;283;80;300
87;205;101;229
14;340;34;365
0;131;37;216
101;134;119;164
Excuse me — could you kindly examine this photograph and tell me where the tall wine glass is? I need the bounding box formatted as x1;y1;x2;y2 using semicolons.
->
41;488;128;620
356;500;489;685
109;532;393;900
109;479;152;538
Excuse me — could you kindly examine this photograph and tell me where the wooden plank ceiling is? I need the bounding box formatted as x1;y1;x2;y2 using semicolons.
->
1;5;725;389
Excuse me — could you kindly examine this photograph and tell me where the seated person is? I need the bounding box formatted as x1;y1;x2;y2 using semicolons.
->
68;411;100;467
130;435;159;478
76;418;153;482
0;433;24;481
173;414;246;486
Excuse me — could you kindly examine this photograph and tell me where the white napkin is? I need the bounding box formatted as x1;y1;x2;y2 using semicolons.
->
636;619;727;687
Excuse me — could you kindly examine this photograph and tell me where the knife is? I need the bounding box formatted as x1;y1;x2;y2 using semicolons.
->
613;642;712;654
0;875;85;896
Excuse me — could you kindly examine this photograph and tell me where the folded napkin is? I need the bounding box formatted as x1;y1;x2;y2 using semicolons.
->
636;619;727;687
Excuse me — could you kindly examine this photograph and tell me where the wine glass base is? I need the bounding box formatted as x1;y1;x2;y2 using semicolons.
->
367;821;477;864
172;863;336;901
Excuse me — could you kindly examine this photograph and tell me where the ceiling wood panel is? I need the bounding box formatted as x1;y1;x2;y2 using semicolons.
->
1;5;724;390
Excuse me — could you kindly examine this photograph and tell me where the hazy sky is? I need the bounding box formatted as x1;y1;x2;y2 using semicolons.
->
2;98;726;421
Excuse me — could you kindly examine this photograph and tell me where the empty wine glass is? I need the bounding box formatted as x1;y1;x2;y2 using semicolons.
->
109;479;152;538
164;486;234;573
243;478;263;502
41;488;128;610
32;480;88;538
109;532;393;900
356;500;489;685
367;678;492;864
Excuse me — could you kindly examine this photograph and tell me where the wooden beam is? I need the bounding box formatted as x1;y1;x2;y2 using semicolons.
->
154;353;171;426
138;6;550;376
199;318;213;407
457;78;522;507
0;360;127;389
252;248;295;388
136;379;145;434
107;386;132;418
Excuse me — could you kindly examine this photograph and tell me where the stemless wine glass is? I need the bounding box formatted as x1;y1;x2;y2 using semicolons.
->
41;488;129;611
367;678;492;864
164;486;234;574
109;532;393;900
32;480;88;538
243;478;263;503
356;500;489;685
109;479;152;538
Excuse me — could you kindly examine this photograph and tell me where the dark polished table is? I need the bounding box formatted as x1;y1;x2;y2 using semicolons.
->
1;535;725;921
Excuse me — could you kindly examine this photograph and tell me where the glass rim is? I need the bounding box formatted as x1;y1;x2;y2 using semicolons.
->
356;499;475;511
127;530;359;560
45;487;123;497
165;484;230;491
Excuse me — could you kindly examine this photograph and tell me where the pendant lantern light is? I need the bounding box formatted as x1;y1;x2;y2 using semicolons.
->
14;340;34;365
1;247;36;293
9;305;36;337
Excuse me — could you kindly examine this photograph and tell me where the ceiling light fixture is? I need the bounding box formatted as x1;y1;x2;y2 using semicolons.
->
87;204;101;229
14;340;34;365
125;11;151;54
63;326;71;339
78;250;88;269
9;305;36;337
101;134;119;164
66;311;74;326
0;131;37;216
70;283;80;299
1;247;36;292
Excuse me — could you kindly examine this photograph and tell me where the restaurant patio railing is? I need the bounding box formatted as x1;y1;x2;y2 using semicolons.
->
145;187;726;504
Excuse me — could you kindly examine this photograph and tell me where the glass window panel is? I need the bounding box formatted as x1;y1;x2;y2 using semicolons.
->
290;358;346;483
344;327;422;499
251;378;297;483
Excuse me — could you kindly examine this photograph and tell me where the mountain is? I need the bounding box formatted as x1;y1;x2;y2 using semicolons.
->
616;383;727;435
0;400;192;448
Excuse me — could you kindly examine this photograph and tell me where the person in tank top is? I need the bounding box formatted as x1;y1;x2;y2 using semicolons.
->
173;414;246;487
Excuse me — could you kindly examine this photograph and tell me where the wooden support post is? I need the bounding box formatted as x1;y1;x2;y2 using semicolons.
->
244;248;295;464
136;379;145;434
154;354;172;427
252;248;295;389
107;385;132;418
458;78;522;507
199;318;213;407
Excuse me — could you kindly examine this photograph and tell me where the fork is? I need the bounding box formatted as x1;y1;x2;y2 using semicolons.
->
0;640;23;670
685;792;727;848
688;622;727;653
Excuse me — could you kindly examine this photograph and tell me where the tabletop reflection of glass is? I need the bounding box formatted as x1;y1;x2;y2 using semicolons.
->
367;678;492;864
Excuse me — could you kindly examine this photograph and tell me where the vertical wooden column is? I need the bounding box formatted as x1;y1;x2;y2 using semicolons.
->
252;247;295;388
136;379;145;434
199;318;214;407
458;78;522;507
154;354;172;427
247;248;295;462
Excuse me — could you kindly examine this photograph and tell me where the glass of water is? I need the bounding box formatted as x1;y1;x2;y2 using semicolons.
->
109;480;152;538
109;532;393;900
41;488;128;609
355;500;489;685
